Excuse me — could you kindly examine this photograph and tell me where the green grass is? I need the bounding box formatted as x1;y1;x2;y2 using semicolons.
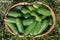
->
0;0;60;40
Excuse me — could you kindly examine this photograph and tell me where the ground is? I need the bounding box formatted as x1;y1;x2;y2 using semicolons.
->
0;0;60;40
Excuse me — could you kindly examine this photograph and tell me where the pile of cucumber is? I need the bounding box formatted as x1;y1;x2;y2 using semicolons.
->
4;3;52;36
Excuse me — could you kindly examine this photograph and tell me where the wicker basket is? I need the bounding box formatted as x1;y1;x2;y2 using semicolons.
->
4;2;56;38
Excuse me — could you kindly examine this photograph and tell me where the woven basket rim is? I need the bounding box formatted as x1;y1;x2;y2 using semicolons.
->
4;2;56;38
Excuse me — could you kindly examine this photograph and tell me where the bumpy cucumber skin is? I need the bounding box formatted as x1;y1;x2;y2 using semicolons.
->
4;18;16;23
38;19;49;34
8;11;21;17
24;21;36;35
16;18;24;33
7;22;19;34
30;21;42;35
23;19;34;26
30;12;42;22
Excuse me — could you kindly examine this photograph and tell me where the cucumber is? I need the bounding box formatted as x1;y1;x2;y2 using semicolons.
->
21;8;30;14
41;15;47;19
49;18;52;25
38;19;49;34
16;6;23;10
24;14;30;19
27;6;35;11
24;21;36;35
37;8;50;16
30;12;42;22
6;22;19;34
4;18;16;23
33;3;40;9
8;11;21;17
15;18;24;33
30;21;42;35
23;19;34;26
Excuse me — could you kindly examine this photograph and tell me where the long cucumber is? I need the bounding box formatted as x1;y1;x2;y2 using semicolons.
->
23;19;34;26
6;22;19;34
38;19;49;34
4;18;16;23
30;12;42;22
8;11;21;17
15;18;24;33
24;21;37;35
37;7;50;16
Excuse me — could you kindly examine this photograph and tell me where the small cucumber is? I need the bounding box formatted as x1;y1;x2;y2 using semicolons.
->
49;18;52;25
27;6;35;11
4;18;16;23
30;12;42;22
38;19;49;34
24;21;36;35
33;3;40;9
15;18;24;33
21;8;30;14
30;21;42;35
41;15;47;19
23;19;34;26
8;11;21;17
15;6;23;10
6;22;19;34
37;7;50;16
24;14;30;19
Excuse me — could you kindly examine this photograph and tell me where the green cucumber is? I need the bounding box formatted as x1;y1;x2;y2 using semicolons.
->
30;21;42;35
23;19;34;26
4;18;16;23
37;7;50;16
49;18;52;25
30;12;42;22
21;8;30;14
24;21;36;35
24;14;30;19
33;3;40;9
15;18;24;33
38;19;49;34
41;15;47;19
27;6;35;11
8;11;21;17
7;22;19;34
16;6;23;10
